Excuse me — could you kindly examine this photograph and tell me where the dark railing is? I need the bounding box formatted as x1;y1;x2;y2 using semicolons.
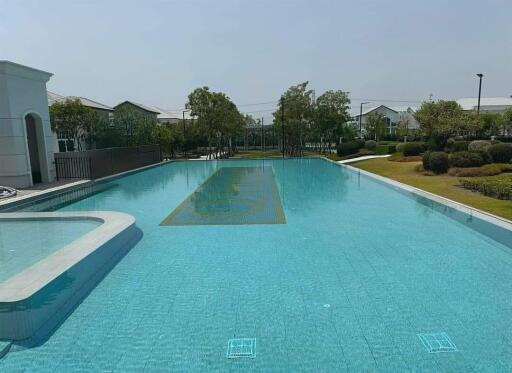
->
55;145;161;180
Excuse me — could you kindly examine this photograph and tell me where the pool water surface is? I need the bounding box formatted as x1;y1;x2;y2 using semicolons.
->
0;219;101;283
1;158;512;372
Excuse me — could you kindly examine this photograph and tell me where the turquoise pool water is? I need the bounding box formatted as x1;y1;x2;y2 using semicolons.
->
0;219;100;283
1;158;512;372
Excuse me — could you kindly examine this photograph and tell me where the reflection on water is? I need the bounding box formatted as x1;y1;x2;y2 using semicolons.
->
161;166;286;225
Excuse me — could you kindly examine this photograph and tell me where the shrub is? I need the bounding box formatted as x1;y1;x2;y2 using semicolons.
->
426;152;449;174
468;140;492;152
355;139;366;148
460;175;512;200
472;149;493;164
396;143;405;153
449;151;484;168
364;140;377;150
376;144;396;155
336;141;361;156
422;151;431;170
448;163;512;177
446;139;470;152
401;142;425;156
494;136;512;143
488;143;512;163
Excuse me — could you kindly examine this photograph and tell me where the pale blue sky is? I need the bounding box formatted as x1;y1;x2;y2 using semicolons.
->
1;0;511;120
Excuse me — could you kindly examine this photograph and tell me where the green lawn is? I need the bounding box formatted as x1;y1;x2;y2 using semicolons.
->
351;158;512;221
232;150;341;160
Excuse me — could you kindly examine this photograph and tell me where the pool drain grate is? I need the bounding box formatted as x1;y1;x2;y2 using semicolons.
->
418;332;458;353
226;338;256;358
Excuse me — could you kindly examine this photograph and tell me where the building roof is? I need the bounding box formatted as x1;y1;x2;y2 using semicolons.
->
47;91;113;111
0;60;53;81
354;105;398;117
115;101;161;114
47;91;65;105
152;107;186;121
456;97;512;110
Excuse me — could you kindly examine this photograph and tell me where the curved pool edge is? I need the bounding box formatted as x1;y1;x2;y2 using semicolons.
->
0;211;140;342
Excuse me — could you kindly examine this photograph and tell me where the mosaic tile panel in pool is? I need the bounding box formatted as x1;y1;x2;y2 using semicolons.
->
160;166;286;226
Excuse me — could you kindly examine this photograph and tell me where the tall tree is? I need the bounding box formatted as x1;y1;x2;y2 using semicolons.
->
186;87;243;158
311;90;351;152
273;81;313;156
113;105;158;146
365;112;387;141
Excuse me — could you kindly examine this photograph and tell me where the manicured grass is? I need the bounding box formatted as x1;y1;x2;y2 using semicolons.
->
232;150;284;159
233;150;343;160
351;158;512;221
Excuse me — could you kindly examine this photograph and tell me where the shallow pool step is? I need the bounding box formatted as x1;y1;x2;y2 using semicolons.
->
0;341;11;359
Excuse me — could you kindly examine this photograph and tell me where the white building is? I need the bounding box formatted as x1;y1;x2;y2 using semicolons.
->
352;105;420;135
456;97;512;113
149;106;194;125
0;61;56;188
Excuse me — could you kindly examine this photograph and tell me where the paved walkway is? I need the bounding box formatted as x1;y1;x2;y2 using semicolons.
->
337;154;390;164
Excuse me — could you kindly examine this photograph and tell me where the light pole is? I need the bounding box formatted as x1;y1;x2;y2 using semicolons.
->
281;97;285;158
476;73;484;116
182;109;190;157
359;102;369;138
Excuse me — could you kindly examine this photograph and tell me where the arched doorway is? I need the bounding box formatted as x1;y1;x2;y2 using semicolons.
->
25;113;44;184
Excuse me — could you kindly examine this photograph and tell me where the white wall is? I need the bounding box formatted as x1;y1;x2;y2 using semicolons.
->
0;61;56;188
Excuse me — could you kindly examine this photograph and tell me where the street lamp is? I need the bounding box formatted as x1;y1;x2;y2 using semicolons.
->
182;109;191;157
359;102;369;138
476;73;484;116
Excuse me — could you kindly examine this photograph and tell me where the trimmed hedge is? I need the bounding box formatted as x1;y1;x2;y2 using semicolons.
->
449;151;484;168
488;143;512;163
460;175;512;200
337;141;361;156
376;144;396;155
364;140;377;150
401;142;425;156
446;139;470;152
468;140;492;152
429;152;449;174
423;151;449;174
448;163;512;177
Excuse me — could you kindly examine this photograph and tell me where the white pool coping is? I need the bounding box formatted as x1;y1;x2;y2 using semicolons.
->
0;211;135;302
337;154;391;164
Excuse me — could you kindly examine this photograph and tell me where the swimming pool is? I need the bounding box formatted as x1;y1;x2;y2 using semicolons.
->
0;219;100;283
1;158;512;372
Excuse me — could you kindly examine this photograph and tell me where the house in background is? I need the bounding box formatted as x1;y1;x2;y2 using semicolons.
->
352;105;420;136
114;101;160;122
152;107;194;125
47;91;114;151
456;97;512;113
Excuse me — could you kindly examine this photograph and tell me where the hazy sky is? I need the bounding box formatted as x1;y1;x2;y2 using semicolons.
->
1;0;511;120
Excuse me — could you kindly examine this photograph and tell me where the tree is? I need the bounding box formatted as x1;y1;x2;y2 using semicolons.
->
414;100;465;148
50;99;99;151
273;81;313;156
502;107;512;136
365;112;387;141
113;105;158;146
186;87;244;158
153;125;182;159
311;90;351;153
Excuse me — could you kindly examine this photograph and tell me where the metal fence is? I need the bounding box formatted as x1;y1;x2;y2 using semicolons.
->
54;145;161;180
